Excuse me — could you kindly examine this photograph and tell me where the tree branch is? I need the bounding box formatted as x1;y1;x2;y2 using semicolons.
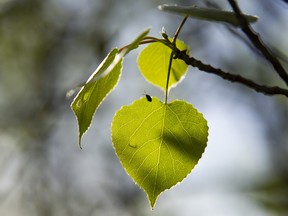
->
174;50;288;97
227;0;288;86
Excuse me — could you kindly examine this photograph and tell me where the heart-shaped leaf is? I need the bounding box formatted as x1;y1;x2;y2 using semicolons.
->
137;39;189;92
111;97;208;208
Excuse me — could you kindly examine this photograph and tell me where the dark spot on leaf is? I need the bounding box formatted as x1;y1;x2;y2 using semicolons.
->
145;94;152;102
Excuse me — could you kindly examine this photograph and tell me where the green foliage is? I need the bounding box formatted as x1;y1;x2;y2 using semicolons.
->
71;19;209;207
71;48;123;147
159;4;258;26
71;29;150;148
111;97;208;208
138;39;189;92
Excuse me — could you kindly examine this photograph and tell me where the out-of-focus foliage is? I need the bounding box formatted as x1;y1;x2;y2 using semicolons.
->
0;0;288;215
0;0;149;215
252;177;288;215
158;4;258;26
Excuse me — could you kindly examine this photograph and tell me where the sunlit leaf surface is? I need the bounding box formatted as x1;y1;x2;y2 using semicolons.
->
71;48;122;147
111;97;208;208
138;39;189;92
71;29;150;147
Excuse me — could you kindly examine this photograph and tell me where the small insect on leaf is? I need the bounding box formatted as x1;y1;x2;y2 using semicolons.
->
145;94;152;102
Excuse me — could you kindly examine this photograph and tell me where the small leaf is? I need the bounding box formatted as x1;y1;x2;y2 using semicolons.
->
71;29;150;148
71;48;123;147
138;39;189;92
158;4;258;26
111;97;208;208
161;27;169;40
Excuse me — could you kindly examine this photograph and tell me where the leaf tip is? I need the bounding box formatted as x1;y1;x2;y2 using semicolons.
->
79;142;83;149
158;4;163;11
78;134;83;149
158;4;175;11
148;194;157;210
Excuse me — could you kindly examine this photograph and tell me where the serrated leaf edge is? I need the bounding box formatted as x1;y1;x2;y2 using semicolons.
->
111;98;209;208
71;50;123;147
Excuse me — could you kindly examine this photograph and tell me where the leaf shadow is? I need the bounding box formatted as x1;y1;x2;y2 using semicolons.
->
162;130;206;163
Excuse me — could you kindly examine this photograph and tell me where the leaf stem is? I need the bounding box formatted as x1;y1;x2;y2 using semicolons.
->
165;53;174;104
165;16;188;104
173;16;189;44
118;37;172;53
140;38;172;48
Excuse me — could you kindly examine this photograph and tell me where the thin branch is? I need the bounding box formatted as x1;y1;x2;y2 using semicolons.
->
173;16;188;43
118;36;173;53
227;0;288;86
165;16;188;103
174;50;288;97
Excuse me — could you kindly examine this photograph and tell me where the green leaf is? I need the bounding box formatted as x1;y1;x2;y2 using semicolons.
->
138;39;189;92
158;4;258;26
71;48;123;147
71;29;150;148
111;97;208;208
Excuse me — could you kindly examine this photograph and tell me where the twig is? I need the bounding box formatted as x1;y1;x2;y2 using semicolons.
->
227;0;288;86
165;16;188;103
174;50;288;97
173;16;188;43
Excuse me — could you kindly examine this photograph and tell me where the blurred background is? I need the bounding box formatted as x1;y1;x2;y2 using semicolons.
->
0;0;287;215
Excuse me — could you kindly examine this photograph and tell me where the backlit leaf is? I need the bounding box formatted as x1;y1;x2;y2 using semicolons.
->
111;97;208;208
138;39;189;92
71;29;150;148
71;48;122;147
